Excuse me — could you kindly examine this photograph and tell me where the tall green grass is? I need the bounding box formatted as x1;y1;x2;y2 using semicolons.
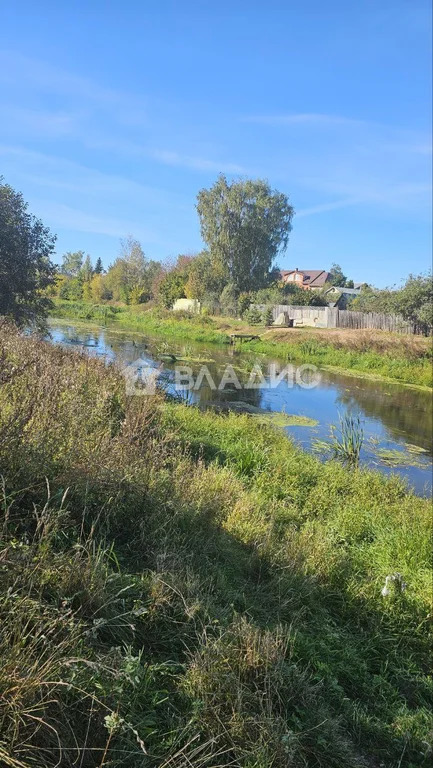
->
52;299;230;344
330;412;364;466
1;321;431;767
247;336;433;388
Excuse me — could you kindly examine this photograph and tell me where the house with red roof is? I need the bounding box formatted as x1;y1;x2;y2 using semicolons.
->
280;268;331;291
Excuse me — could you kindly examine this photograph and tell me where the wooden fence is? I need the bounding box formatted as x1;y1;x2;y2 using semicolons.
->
253;304;329;327
336;310;422;334
251;304;425;334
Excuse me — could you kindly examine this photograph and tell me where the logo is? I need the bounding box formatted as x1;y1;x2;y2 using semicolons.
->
121;358;164;396
121;358;320;396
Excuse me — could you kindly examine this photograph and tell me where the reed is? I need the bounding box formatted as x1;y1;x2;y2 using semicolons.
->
330;412;365;467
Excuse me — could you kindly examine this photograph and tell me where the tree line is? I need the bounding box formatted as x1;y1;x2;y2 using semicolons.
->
350;275;433;331
47;175;356;317
1;174;431;332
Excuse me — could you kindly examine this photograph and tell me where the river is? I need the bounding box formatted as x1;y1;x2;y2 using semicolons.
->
48;320;433;496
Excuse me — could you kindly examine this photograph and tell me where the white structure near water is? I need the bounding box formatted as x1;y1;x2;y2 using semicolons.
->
172;298;201;314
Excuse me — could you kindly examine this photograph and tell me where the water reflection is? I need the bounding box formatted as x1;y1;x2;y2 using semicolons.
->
48;322;432;496
332;374;432;451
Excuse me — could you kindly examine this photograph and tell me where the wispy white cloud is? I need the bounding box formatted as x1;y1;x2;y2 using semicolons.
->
0;49;430;241
0;145;190;247
243;113;431;219
383;141;432;156
0;145;170;201
79;138;246;175
150;149;245;174
241;113;365;128
0;50;146;119
242;113;432;150
0;51;243;177
34;200;155;241
296;198;362;218
1;105;78;138
297;173;432;212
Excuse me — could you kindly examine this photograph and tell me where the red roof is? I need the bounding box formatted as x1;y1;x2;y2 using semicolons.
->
280;269;331;287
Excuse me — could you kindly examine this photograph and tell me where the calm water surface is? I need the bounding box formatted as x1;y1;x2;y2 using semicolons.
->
48;321;433;496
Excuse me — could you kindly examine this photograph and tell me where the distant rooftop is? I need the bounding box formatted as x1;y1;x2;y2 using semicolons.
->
280;269;331;287
326;286;361;295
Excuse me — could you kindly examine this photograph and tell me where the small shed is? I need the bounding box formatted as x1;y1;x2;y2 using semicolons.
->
324;287;361;309
172;298;201;314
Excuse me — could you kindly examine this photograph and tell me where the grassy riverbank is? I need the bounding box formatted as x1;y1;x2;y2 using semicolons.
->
1;321;431;767
52;299;229;343
51;299;433;388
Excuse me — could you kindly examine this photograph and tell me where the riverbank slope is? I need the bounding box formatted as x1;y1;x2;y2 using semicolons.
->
1;321;431;767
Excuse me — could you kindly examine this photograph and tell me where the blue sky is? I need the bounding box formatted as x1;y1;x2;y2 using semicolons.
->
0;0;431;287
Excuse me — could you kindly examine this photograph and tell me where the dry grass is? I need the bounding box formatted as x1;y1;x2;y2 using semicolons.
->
209;315;432;360
261;327;432;359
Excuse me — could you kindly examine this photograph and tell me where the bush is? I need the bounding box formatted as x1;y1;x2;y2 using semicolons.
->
201;290;221;315
219;283;238;316
245;305;262;324
352;273;433;334
238;291;252;316
170;308;194;320
262;306;274;325
158;271;187;308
